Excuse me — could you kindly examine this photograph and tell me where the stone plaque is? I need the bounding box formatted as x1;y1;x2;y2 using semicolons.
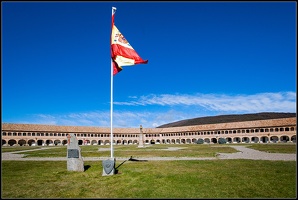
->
102;159;115;175
68;149;79;158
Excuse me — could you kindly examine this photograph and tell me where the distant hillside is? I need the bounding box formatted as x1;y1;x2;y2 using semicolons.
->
157;112;296;128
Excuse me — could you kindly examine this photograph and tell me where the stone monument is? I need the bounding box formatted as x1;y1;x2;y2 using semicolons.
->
138;125;144;148
102;158;116;176
67;133;84;171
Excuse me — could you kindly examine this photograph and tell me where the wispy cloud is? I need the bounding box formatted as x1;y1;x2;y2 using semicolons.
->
114;92;296;113
12;91;296;128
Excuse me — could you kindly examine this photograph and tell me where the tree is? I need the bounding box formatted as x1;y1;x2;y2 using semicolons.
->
196;138;204;144
218;138;227;144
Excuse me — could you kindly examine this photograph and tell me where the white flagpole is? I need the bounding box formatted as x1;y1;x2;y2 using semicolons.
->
110;59;114;158
110;7;116;159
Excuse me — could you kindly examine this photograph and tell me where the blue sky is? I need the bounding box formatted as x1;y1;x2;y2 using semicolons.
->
2;1;296;128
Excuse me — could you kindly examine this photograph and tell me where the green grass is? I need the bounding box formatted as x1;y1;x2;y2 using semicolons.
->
1;160;296;198
247;143;297;153
2;143;296;158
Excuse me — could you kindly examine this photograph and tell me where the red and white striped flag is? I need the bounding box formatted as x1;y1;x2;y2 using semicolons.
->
111;7;148;75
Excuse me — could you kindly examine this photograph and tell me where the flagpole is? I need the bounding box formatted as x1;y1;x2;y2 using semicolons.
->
110;59;114;158
110;7;116;159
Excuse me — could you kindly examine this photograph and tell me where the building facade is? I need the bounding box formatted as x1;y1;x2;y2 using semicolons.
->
1;117;296;146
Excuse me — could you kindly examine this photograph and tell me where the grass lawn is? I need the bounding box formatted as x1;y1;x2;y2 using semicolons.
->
1;160;296;198
1;143;296;198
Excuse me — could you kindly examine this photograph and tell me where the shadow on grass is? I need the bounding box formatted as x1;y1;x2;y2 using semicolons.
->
114;156;148;174
84;165;91;171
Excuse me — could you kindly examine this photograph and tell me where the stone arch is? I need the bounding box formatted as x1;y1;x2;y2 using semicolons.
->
192;138;197;144
98;140;104;145
260;136;269;143
91;140;97;145
104;140;110;145
28;139;36;146
45;140;54;146
150;139;155;144
37;140;44;146
171;139;175;144
242;137;250;143
280;135;289;143
2;139;7;146
156;139;161;144
128;140;133;145
204;138;210;143
233;137;241;143
116;140;121;145
62;140;68;145
291;135;296;143
78;140;83;145
18;139;26;146
270;136;279;143
8;139;17;146
251;137;259;143
226;137;232;143
211;138;217;144
175;139;180;144
181;139;185;144
133;140;138;144
54;140;61;146
186;138;191;144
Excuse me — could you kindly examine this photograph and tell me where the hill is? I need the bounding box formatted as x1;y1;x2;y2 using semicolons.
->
156;112;296;128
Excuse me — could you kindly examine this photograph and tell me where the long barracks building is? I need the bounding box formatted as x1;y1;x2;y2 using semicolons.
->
1;117;296;146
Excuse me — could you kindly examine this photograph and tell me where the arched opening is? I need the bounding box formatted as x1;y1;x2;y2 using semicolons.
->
233;137;241;143
175;139;180;144
37;140;44;146
62;140;68;145
91;140;97;145
171;139;175;144
242;137;250;143
280;135;289;143
78;140;83;145
211;138;217;144
181;139;185;144
251;137;259;143
46;140;54;146
98;140;104;145
8;139;17;146
260;136;269;143
104;140;110;145
2;140;7;146
18;139;26;146
28;139;36;146
150;139;155;144
226;137;232;143
270;136;279;143
54;140;61;146
291;135;296;143
204;138;210;144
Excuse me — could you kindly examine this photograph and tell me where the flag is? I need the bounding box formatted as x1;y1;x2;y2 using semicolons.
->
111;7;148;75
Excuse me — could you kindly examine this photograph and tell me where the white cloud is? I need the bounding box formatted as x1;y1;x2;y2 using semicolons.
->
13;91;296;128
114;91;296;113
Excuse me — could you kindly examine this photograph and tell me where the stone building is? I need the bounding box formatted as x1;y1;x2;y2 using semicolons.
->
1;117;296;146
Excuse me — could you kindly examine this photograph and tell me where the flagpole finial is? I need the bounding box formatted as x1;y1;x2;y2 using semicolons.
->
112;7;116;11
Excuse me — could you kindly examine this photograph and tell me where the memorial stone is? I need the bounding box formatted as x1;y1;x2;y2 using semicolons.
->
102;158;116;176
67;133;84;171
138;125;145;148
